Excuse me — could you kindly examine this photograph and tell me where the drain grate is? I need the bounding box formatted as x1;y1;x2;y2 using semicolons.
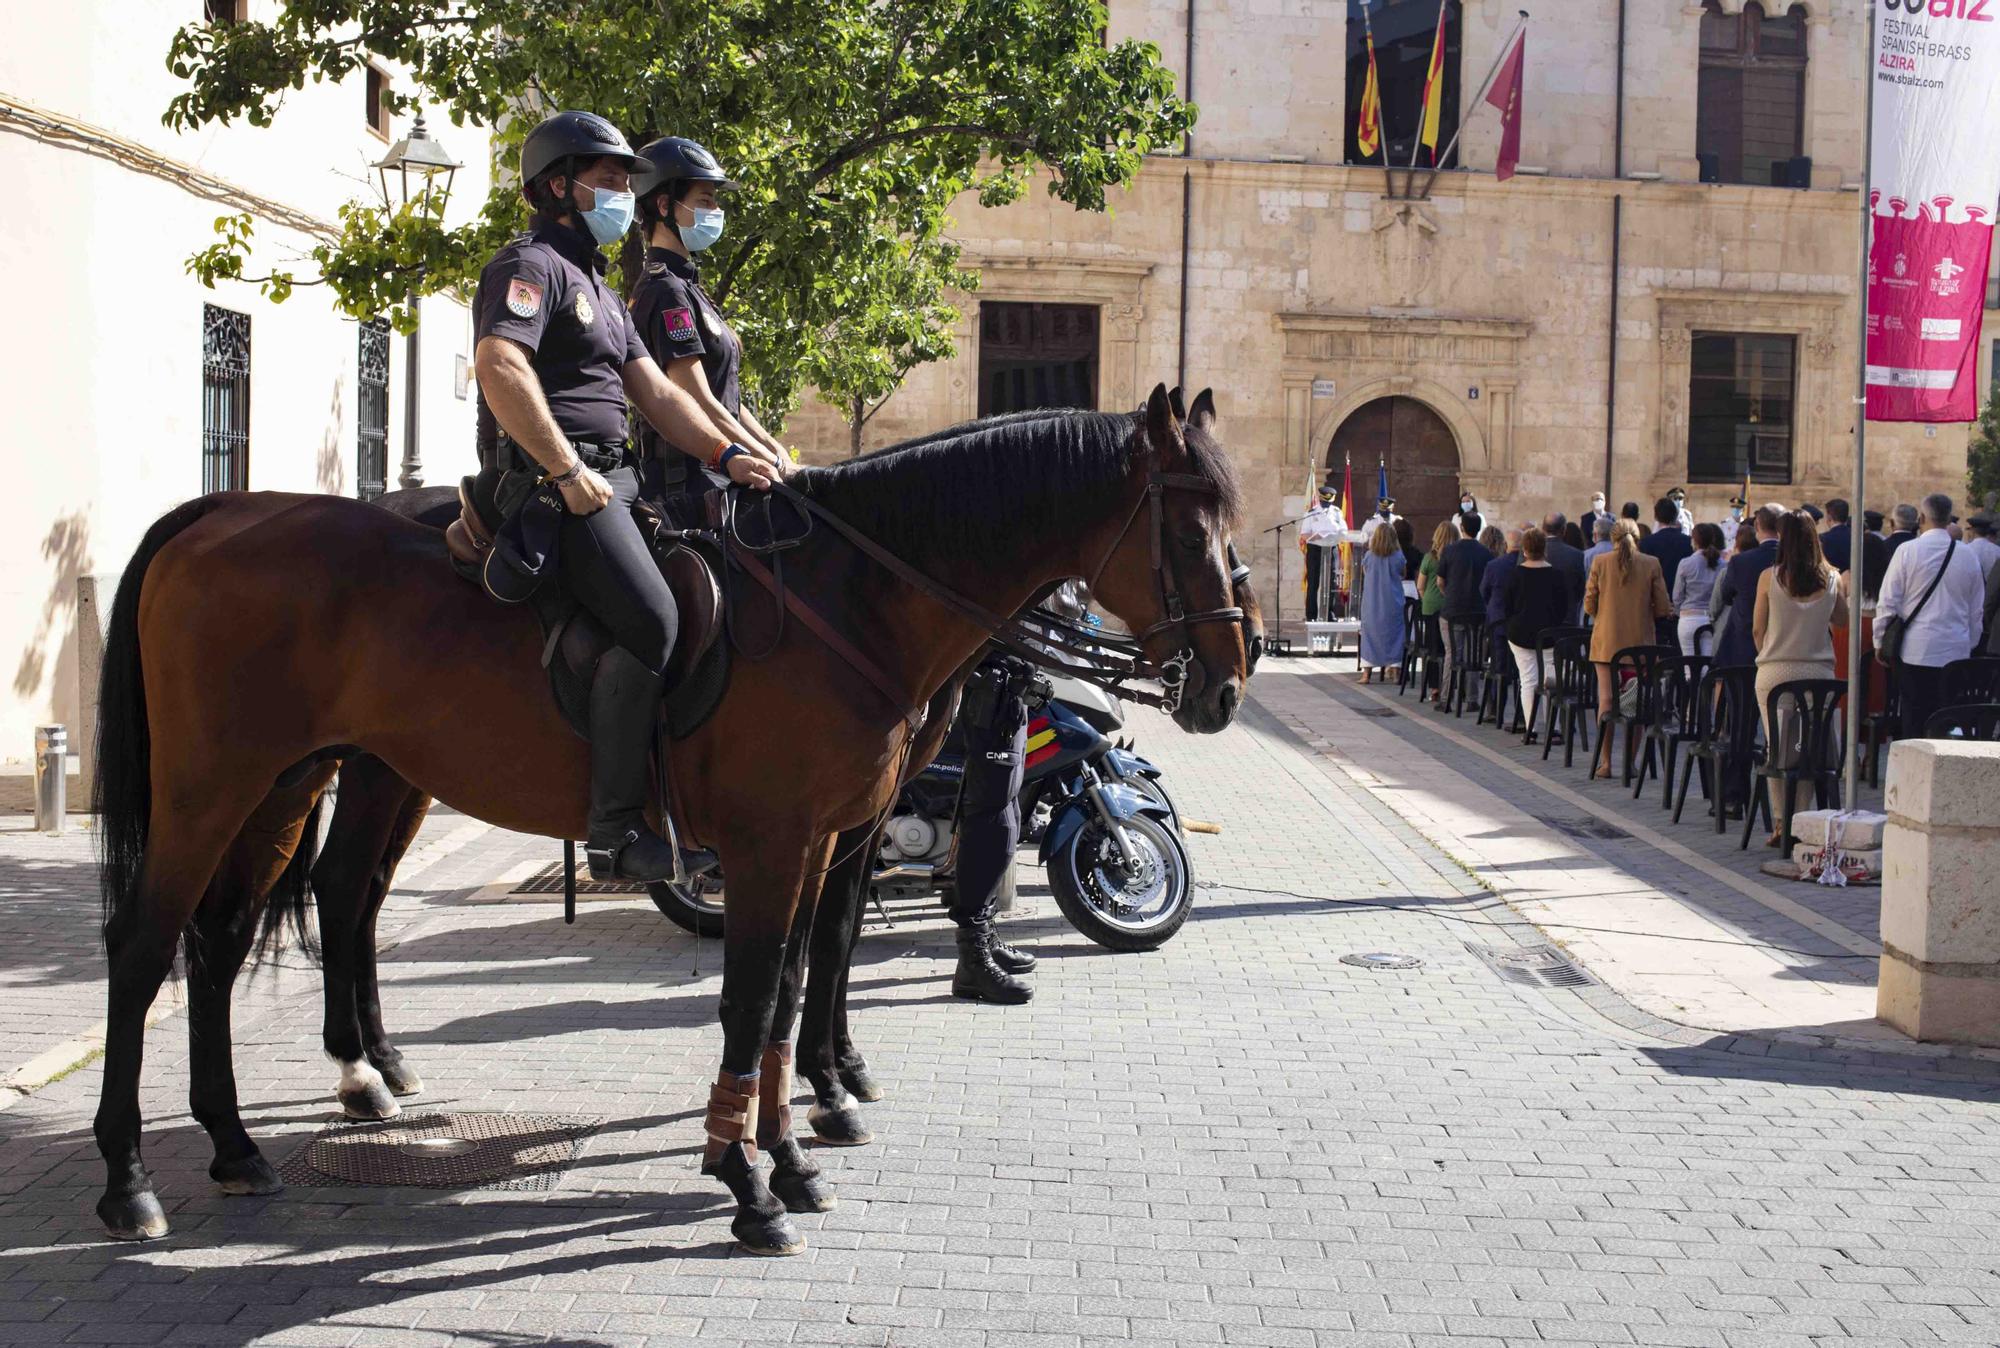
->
511;861;644;895
279;1112;601;1192
1531;813;1631;842
1340;951;1423;971
1464;941;1596;989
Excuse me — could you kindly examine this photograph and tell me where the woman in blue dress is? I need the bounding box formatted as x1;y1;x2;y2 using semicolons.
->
1359;521;1407;682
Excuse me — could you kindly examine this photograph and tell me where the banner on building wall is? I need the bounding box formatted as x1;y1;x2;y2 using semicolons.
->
1866;2;2000;422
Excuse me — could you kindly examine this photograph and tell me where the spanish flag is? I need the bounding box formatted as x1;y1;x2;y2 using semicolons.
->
1357;33;1382;158
1417;0;1449;161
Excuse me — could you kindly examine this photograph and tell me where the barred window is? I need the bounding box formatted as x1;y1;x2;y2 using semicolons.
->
201;304;251;494
1697;1;1810;188
358;320;391;501
1687;332;1795;484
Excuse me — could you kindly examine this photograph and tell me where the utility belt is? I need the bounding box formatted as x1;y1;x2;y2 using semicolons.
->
494;432;633;478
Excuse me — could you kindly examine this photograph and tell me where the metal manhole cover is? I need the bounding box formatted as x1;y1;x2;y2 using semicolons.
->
1464;941;1596;989
1340;951;1423;970
512;861;644;895
1531;814;1631;842
278;1112;602;1191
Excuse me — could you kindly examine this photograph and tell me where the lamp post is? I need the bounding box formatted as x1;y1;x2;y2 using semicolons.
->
373;113;460;490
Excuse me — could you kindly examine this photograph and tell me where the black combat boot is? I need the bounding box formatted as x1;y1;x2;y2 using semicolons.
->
952;923;1033;1004
584;647;682;883
989;938;1037;974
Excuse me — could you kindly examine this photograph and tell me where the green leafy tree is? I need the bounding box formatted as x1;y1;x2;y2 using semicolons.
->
1969;383;2000;510
168;0;1193;437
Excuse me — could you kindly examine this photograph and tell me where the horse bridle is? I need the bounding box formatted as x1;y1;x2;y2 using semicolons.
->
1081;471;1244;711
751;471;1239;717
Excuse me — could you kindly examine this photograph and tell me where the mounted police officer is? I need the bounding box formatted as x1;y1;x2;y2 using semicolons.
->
628;136;792;505
470;111;776;884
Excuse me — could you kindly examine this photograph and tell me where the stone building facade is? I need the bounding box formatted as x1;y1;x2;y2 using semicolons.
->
784;0;1986;615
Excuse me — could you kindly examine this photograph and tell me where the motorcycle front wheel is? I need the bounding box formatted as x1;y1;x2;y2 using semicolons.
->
649;871;725;938
1048;810;1193;951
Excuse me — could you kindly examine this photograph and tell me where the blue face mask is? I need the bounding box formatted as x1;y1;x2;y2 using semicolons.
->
680;205;726;252
576;184;635;245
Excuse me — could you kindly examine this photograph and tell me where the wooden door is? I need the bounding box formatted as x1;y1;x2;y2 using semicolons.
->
1328;396;1460;542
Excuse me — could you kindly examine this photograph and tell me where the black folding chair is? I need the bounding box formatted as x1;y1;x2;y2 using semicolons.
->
1477;624;1518;729
1673;664;1757;831
1522;625;1587;747
1544;635;1596;769
1741;678;1847;854
1445;617;1486;718
1591;645;1675;787
1942;656;2000;707
1923;702;2000;740
1653;653;1713;808
1397;598;1422;696
1861;657;1901;788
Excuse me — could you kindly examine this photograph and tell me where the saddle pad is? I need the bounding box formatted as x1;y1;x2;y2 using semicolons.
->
544;604;730;742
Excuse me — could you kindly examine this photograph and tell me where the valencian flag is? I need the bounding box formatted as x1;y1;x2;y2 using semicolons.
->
1417;0;1449;162
1484;26;1526;182
1357;30;1383;158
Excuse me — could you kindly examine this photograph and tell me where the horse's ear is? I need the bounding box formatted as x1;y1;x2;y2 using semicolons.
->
1145;383;1184;459
1168;386;1188;422
1189;387;1217;431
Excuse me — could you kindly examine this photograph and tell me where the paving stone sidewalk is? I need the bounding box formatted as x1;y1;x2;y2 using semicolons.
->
2;692;1999;1346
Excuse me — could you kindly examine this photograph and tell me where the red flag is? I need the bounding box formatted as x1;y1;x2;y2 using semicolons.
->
1484;29;1526;182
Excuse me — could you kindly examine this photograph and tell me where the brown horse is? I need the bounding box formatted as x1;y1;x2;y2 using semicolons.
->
92;386;1246;1253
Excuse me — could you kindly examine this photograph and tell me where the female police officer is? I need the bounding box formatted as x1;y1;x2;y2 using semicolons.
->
628;136;790;495
472;110;776;883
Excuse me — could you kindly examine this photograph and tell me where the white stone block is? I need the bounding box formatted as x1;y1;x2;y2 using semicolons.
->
1791;808;1886;850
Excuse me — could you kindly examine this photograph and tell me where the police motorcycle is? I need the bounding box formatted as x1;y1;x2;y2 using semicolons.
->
649;667;1193;951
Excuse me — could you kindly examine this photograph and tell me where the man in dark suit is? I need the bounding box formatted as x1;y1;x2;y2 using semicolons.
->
1883;503;1919;560
1541;510;1587;625
1820;497;1852;572
1579;492;1608;543
1639;497;1693;644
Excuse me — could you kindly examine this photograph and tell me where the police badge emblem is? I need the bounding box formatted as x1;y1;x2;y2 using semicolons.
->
575;291;595;326
505;278;543;318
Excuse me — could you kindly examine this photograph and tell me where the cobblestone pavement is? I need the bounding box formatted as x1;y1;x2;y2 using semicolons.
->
3;688;2000;1346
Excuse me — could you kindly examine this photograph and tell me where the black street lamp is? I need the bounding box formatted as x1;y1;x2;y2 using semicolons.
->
373;113;460;490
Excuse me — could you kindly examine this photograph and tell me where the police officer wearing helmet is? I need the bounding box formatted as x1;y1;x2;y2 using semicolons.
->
629;136;792;495
471;110;776;884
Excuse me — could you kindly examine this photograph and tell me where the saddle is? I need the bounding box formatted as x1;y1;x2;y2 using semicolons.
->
444;467;730;741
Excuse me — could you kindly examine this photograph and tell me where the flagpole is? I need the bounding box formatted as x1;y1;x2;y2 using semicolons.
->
1359;0;1397;200
1417;10;1530;200
1844;1;1877;809
1408;0;1451;170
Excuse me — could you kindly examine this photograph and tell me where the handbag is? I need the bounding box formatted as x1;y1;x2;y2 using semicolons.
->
1877;538;1954;668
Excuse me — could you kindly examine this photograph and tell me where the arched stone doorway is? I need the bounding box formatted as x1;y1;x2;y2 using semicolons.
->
1327;396;1462;538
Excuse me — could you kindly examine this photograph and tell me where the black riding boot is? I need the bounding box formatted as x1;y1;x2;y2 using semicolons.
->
952;923;1033;1004
989;939;1037;974
584;647;682;883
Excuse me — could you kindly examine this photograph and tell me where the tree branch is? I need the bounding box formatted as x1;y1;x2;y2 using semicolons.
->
806;124;1036;190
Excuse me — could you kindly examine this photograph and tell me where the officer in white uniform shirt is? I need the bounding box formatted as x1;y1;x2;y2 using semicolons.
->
1298;485;1345;621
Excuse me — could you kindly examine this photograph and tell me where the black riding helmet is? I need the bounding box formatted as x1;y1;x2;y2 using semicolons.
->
632;136;738;198
519;111;652;189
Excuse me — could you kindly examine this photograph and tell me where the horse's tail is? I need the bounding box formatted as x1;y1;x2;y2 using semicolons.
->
95;495;231;942
253;790;326;965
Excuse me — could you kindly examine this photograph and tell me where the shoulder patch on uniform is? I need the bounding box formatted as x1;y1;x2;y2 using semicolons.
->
506;278;543;318
645;262;667;276
663;306;697;341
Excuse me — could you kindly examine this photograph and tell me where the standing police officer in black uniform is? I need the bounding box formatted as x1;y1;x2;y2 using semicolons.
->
628;136;792;504
948;653;1041;1003
471;111;776;884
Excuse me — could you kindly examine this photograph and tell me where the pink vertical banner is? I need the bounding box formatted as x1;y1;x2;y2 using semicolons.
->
1866;2;2000;423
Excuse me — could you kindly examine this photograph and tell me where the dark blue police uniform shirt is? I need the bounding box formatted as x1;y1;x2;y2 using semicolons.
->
629;247;743;418
472;219;647;460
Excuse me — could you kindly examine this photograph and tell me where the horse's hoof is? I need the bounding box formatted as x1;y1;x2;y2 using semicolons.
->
807;1101;873;1147
771;1165;837;1214
837;1061;883;1103
373;1057;424;1098
210;1153;284;1197
732;1210;806;1257
97;1190;169;1241
338;1081;400;1121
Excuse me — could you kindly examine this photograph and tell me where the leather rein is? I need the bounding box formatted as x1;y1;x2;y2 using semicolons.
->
721;471;1241;726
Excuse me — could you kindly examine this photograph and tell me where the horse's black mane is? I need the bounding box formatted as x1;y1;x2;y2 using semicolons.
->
793;405;1241;573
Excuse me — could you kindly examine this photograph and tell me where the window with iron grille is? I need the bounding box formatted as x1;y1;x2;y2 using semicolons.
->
1687;331;1795;484
358;320;391;500
1696;1;1809;188
201;304;251;493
